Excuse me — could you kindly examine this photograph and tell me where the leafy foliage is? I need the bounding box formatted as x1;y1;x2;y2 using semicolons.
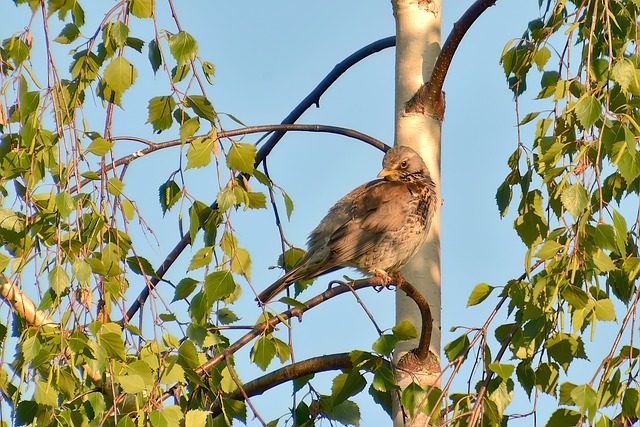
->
3;0;640;426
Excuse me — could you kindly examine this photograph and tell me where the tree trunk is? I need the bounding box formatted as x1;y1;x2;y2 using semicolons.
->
392;0;442;425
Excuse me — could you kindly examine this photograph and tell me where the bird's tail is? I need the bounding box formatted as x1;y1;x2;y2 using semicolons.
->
256;270;297;305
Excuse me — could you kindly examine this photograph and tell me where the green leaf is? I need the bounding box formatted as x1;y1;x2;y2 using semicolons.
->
560;182;588;218
534;46;551;71
180;117;200;143
444;334;470;362
15;401;38;425
331;371;366;407
612;58;635;94
246;191;266;210
594;298;616;321
0;208;24;232
251;336;276;370
187;246;213;271
185;95;215;123
99;330;126;361
202;61;215;85
147;96;176;133
282;189;294;220
546;333;587;371
570;384;596;416
488;363;515;381
400;382;426;419
188;292;209;324
216;187;237;212
185;409;210;427
87;137;114;156
150;406;184;427
173;277;199;302
103;56;137;95
574;94;601;129
172;63;190;83
391;320;418;341
158;179;182;215
216;307;240;325
148;39;162;73
0;253;11;273
372;367;398;392
622;388;639;418
107;177;125;196
168;31;198;66
545;408;581;427
227;143;256;174
54;23;80;44
110;21;129;48
371;334;397;357
321;398;360;427
535;240;563;258
518;111;541;126
186;137;213;169
536;362;560;396
593;250;616;273
613;209;628;257
467;282;494;307
48;265;69;295
129;0;154;18
204;270;236;302
122;199;135;220
55;191;75;217
126;256;158;278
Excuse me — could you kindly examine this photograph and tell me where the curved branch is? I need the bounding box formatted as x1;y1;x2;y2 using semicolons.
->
406;0;497;118
395;274;433;362
95;124;390;191
119;37;396;324
254;36;396;163
210;353;362;417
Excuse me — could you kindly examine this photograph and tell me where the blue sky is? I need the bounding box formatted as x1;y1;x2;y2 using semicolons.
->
1;0;567;425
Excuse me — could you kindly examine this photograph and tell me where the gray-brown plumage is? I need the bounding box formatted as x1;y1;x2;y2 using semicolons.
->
257;145;438;304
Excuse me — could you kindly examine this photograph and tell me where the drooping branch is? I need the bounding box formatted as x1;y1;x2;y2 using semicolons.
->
405;0;497;118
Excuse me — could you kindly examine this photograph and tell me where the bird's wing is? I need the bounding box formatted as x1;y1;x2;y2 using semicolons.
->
322;180;415;267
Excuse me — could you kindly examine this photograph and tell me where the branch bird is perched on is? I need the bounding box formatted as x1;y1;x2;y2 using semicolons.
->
257;145;438;305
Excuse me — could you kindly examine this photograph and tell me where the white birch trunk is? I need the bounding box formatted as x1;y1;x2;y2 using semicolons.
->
392;0;442;425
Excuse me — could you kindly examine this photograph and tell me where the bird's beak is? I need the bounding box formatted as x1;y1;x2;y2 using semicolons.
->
377;168;397;178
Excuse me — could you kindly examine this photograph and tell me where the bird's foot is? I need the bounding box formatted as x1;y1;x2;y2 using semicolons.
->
371;269;402;291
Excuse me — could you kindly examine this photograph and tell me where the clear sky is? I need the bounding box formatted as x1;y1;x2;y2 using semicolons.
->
2;0;567;425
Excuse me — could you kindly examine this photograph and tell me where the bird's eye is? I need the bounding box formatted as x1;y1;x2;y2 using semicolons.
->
400;160;408;168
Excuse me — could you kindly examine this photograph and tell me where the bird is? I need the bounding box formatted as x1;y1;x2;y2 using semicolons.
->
256;145;438;304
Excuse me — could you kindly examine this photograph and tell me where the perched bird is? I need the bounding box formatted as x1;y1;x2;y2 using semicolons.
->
257;145;438;304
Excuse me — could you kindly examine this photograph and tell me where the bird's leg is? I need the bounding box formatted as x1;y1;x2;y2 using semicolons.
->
371;268;393;285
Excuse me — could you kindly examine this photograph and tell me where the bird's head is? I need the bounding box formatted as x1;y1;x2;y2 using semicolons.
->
377;145;430;182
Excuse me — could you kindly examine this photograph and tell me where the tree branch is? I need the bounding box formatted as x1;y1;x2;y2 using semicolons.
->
253;37;396;163
395;274;433;362
162;277;384;402
210;352;368;418
94;124;390;192
0;274;56;327
405;0;497;118
118;37;396;324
